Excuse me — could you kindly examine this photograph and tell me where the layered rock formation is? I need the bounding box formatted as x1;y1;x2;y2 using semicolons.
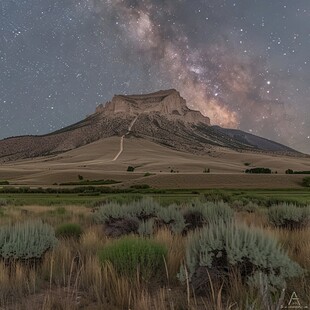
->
96;89;210;125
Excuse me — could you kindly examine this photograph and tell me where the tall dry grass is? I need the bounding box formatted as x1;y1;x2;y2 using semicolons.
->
0;202;309;309
154;228;186;285
0;262;37;307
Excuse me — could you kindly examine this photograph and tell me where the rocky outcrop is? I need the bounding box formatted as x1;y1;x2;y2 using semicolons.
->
95;89;211;125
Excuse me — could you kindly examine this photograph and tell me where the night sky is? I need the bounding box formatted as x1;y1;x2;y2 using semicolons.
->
1;0;309;153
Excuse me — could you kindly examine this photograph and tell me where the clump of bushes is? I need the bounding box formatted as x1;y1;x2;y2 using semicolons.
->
231;201;259;213
0;220;57;261
157;204;186;234
55;223;83;239
144;172;154;177
0;180;9;185
98;237;167;281
183;201;234;234
302;177;310;187
204;191;233;203
127;166;135;172
128;197;160;220
95;198;160;237
245;168;271;174
267;204;310;230
286;169;310;175
94;202;139;237
180;221;303;295
94;202;128;223
95;199;235;237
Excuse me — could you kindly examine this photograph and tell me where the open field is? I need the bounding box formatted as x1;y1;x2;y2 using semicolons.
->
1;137;309;188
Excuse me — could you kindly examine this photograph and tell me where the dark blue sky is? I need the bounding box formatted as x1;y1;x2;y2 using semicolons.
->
0;0;309;152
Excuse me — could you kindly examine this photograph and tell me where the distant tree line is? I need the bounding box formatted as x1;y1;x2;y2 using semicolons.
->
245;168;272;174
285;169;310;174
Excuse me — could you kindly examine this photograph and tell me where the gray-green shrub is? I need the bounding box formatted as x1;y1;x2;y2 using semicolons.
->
180;221;303;294
94;202;128;223
0;220;57;260
138;219;155;237
202;201;234;223
158;204;186;234
267;204;310;230
95;198;160;223
184;201;233;227
128;197;160;220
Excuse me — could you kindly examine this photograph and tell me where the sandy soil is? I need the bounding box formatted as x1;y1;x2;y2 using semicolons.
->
0;137;309;188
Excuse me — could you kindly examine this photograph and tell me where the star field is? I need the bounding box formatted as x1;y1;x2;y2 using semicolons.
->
0;0;309;152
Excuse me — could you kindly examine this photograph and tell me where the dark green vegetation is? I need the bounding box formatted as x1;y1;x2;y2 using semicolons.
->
127;166;135;172
0;188;309;206
286;169;310;174
0;181;9;185
59;179;121;186
245;167;272;174
302;177;310;187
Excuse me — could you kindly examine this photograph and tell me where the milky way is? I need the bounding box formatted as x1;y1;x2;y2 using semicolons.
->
0;0;309;152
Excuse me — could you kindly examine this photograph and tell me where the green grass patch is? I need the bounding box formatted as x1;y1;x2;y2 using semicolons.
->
99;237;167;281
55;223;83;239
0;188;308;207
59;179;121;186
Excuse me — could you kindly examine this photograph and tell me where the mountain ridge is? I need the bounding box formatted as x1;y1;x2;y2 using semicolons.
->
0;89;305;163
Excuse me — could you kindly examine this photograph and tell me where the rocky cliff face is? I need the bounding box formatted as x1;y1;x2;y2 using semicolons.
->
96;89;210;125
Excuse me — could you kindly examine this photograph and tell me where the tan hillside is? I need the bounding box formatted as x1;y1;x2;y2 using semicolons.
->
0;136;309;188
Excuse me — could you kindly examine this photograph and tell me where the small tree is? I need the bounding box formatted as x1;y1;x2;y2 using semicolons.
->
127;166;135;172
78;174;84;180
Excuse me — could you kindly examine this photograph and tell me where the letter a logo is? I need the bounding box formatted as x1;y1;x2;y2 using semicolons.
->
288;292;301;307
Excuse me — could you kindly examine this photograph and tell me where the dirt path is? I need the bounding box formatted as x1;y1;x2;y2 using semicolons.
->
112;115;139;161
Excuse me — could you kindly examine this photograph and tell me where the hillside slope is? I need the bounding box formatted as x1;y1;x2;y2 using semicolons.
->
0;89;302;163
